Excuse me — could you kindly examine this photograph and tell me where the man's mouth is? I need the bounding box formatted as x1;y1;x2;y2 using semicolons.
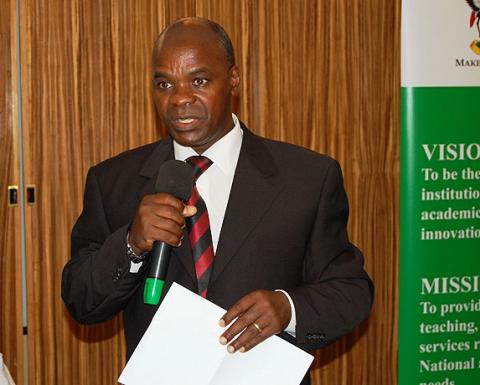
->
177;117;196;124
172;115;203;128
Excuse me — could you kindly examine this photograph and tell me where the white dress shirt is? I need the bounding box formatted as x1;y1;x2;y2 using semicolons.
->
173;114;243;253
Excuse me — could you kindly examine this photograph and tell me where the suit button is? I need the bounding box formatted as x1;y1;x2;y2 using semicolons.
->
306;333;326;341
113;269;122;282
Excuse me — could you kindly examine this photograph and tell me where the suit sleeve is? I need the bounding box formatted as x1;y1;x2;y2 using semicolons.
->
61;167;144;324
285;160;374;350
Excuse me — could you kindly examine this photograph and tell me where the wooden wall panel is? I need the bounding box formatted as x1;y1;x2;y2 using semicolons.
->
0;0;24;384
16;1;400;384
17;2;164;383
255;2;400;384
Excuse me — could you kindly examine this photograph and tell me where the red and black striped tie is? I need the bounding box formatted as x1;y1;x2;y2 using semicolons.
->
186;156;214;298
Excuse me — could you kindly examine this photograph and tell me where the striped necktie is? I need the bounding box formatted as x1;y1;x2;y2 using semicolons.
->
186;156;214;298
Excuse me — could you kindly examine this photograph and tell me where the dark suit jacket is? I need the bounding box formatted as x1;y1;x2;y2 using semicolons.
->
62;125;373;385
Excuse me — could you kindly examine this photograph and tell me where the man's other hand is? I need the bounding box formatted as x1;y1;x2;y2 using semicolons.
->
218;290;292;353
128;193;196;254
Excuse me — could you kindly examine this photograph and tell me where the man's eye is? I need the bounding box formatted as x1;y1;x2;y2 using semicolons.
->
193;78;208;87
156;80;172;89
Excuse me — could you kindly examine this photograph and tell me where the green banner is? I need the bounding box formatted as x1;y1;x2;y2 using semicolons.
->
400;1;480;385
400;87;480;385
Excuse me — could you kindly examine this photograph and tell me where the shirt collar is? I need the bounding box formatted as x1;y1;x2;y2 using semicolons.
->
173;114;243;177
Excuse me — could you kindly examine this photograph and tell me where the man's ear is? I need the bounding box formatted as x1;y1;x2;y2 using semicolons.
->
230;65;240;96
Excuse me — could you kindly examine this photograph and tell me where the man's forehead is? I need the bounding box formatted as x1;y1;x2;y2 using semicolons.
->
154;42;224;66
153;28;227;67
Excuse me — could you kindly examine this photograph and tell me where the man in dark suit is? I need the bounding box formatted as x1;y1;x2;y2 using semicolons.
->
62;17;373;384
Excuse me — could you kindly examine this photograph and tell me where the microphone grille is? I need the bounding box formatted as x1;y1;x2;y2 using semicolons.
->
155;160;193;201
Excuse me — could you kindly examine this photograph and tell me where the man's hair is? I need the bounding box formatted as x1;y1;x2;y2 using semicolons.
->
153;17;236;68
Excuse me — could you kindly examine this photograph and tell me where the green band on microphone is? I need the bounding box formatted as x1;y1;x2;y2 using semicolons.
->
144;277;165;305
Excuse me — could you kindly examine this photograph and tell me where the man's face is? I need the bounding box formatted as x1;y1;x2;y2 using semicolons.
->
152;27;240;154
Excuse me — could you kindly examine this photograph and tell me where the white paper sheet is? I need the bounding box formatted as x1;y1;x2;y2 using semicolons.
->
118;283;313;385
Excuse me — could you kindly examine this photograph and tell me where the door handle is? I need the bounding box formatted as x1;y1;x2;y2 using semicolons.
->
26;185;36;205
8;185;18;206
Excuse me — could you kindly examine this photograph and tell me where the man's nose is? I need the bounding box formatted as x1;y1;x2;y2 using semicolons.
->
170;83;195;106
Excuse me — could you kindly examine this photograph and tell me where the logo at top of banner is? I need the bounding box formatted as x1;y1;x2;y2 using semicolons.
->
466;0;480;54
401;0;480;86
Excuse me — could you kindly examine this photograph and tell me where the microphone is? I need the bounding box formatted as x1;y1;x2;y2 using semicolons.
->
144;160;193;305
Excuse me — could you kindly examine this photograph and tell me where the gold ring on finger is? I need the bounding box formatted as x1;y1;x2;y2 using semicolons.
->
251;322;262;333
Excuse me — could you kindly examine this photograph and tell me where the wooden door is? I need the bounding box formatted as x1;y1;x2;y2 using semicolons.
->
0;0;25;383
18;1;156;383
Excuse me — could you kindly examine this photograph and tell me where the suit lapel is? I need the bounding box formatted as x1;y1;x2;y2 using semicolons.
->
210;127;284;284
137;137;196;283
